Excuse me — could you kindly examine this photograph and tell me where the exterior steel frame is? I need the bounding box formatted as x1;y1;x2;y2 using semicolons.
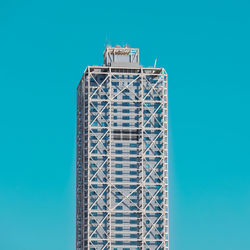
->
77;65;168;250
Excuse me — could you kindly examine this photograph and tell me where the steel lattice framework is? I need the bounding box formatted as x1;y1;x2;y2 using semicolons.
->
77;47;168;250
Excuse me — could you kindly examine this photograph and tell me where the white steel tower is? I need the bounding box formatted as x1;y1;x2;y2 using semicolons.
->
76;45;168;250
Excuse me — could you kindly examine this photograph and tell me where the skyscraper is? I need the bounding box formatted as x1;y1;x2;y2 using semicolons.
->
76;45;168;250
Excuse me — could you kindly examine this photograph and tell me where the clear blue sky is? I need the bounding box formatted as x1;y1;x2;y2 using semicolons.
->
1;0;249;249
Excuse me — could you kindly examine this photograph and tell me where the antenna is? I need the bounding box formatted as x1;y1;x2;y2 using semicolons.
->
105;35;108;48
105;35;111;48
154;58;157;68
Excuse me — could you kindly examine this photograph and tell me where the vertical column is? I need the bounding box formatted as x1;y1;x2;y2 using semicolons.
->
162;70;168;250
83;75;88;250
76;82;83;250
87;67;90;250
140;70;144;249
108;69;112;249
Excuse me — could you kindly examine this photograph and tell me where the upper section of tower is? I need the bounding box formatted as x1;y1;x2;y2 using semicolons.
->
103;45;140;67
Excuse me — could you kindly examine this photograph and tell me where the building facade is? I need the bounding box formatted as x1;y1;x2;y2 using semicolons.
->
76;46;168;250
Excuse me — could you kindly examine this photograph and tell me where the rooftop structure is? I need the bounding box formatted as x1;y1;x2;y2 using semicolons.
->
103;45;139;67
